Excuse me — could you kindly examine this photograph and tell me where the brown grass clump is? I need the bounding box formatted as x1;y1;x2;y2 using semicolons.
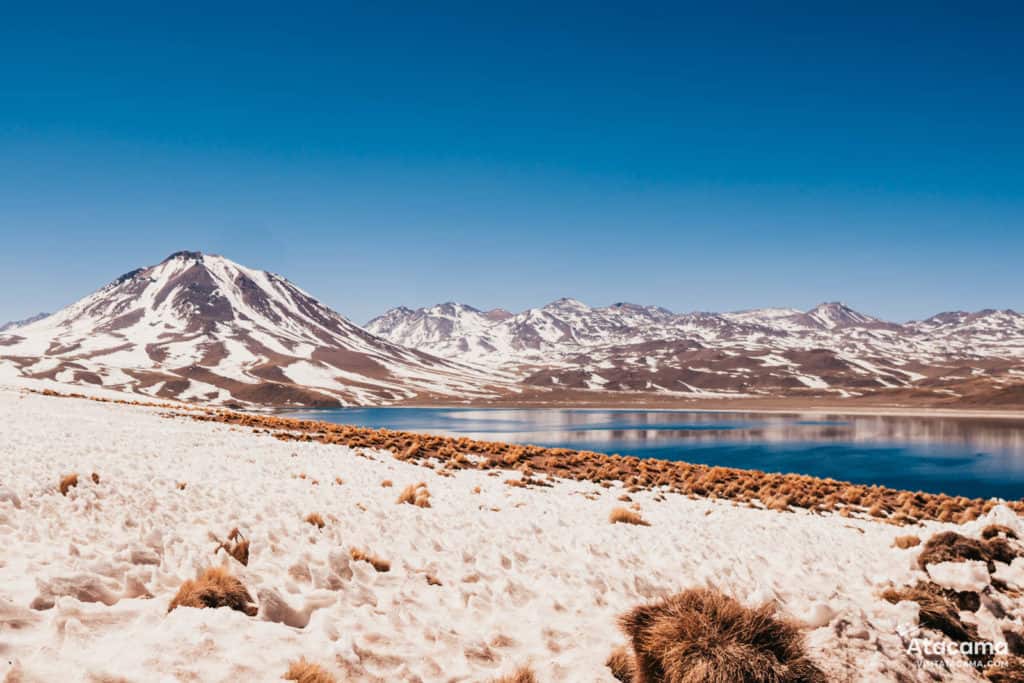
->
610;507;650;526
881;582;978;642
90;472;100;485
983;524;1019;540
397;482;431;508
918;530;1019;572
490;667;537;683
283;658;336;683
176;481;187;490
167;566;257;616
607;645;635;682
984;655;1024;682
893;535;921;549
304;513;325;529
217;529;250;566
59;473;78;496
619;587;825;683
334;476;344;485
381;479;393;488
349;547;390;573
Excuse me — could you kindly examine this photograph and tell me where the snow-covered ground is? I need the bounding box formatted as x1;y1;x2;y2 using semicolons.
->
1;386;1020;681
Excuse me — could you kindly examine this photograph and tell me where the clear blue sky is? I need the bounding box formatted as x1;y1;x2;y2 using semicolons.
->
1;2;1021;324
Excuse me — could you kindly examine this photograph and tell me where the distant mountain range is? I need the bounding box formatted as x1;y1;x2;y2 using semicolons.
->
2;252;1021;407
367;299;1024;404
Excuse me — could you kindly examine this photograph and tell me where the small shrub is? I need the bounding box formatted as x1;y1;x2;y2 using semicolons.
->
619;587;825;683
610;507;650;526
893;535;921;549
490;667;537;683
982;524;1018;540
397;482;431;508
283;658;336;683
59;473;78;496
305;513;325;529
176;481;187;490
168;566;257;616
607;645;635;682
918;530;1019;572
218;529;250;566
350;547;390;572
90;472;100;485
381;479;393;488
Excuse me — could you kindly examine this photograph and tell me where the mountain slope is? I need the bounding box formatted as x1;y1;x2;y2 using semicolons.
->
0;252;505;407
0;312;49;332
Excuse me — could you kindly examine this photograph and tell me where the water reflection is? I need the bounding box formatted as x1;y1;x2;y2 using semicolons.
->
283;408;1024;500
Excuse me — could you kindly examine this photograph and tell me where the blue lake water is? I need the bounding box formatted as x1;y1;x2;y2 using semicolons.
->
281;408;1024;500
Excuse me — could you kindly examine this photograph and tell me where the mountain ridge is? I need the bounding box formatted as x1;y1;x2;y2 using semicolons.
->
0;252;506;407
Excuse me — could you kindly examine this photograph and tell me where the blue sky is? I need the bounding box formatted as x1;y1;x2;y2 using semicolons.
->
1;3;1021;324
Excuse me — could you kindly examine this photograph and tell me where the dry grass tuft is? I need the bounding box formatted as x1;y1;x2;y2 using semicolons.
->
397;482;432;508
610;506;650;526
59;473;79;496
167;566;257;616
381;479;393;488
893;535;921;549
607;645;635;682
983;524;1018;540
350;547;390;573
283;658;337;683
304;513;325;529
90;472;100;485
881;582;978;642
176;481;187;490
334;476;344;485
619;587;825;683
984;655;1024;682
217;528;250;566
490;667;537;683
918;530;1019;572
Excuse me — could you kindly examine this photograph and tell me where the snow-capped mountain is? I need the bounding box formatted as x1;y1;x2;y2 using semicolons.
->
0;252;505;407
0;312;49;332
368;299;1024;402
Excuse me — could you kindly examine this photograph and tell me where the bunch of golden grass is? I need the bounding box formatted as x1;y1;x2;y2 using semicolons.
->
217;527;250;566
283;658;336;683
619;587;825;683
350;547;390;573
610;507;650;526
606;645;635;682
396;482;431;508
892;535;921;549
167;566;257;616
304;513;325;529
59;473;78;496
490;667;537;683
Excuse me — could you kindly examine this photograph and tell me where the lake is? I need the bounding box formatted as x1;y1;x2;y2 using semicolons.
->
281;408;1024;500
